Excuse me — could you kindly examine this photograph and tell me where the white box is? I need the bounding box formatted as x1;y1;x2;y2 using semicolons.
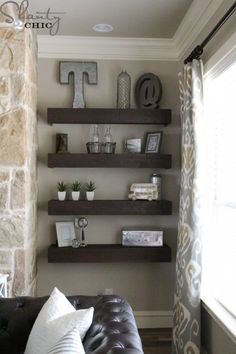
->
124;138;142;153
122;228;163;247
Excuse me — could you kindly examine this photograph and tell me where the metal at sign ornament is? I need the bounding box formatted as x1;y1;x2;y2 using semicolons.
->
135;73;162;109
60;62;97;108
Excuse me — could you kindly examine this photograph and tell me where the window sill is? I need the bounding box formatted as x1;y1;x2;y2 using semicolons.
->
201;293;236;344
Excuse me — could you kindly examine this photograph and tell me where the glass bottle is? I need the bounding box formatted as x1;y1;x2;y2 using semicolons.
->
117;70;131;109
92;124;99;143
150;173;162;200
89;124;101;153
103;126;115;153
103;126;113;143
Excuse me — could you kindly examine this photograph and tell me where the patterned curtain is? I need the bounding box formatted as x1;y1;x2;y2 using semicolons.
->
172;60;204;354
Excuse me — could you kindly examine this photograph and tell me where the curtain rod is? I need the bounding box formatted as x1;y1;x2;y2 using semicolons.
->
184;1;236;64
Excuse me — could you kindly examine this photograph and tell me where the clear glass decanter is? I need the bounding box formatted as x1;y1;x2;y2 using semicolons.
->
92;124;100;143
103;126;113;143
103;126;115;153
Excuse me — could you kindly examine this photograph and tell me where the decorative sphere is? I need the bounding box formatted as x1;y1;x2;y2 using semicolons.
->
72;239;80;248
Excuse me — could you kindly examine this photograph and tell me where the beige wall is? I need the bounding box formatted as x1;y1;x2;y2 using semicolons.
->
37;58;181;311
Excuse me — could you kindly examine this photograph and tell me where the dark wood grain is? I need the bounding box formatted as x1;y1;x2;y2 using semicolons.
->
47;108;171;125
48;200;172;215
139;328;172;354
48;244;171;263
48;153;172;168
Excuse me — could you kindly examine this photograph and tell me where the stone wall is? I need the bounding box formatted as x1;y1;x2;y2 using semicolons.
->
0;19;37;296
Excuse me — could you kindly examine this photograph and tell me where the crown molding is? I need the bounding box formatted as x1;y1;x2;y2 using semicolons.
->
37;0;225;61
174;0;225;59
37;35;178;61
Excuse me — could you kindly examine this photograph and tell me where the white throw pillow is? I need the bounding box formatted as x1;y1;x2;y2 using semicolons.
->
47;327;85;354
25;288;93;354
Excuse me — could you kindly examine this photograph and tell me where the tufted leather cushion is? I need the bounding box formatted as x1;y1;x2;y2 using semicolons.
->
0;294;143;354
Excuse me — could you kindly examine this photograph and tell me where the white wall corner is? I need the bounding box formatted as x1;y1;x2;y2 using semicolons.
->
204;31;236;75
174;0;225;60
37;35;178;61
134;310;173;329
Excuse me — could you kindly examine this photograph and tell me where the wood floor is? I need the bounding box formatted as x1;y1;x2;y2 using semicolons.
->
139;328;172;354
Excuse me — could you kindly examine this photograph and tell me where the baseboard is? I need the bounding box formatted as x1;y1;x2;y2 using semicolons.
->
134;310;173;328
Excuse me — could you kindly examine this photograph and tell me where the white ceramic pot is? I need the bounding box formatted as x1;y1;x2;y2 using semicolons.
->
58;191;66;201
86;191;95;201
72;191;80;201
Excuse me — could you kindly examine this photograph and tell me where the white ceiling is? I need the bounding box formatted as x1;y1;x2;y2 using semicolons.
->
29;0;194;38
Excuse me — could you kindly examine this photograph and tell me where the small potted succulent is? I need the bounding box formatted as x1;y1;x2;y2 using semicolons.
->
85;181;96;201
57;181;67;201
71;181;81;201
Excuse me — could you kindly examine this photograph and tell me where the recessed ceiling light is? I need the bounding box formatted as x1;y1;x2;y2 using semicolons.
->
93;24;113;33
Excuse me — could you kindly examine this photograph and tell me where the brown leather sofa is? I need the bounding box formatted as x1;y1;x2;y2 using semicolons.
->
0;294;144;354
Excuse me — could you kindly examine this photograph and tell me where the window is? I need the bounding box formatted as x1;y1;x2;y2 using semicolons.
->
202;44;236;338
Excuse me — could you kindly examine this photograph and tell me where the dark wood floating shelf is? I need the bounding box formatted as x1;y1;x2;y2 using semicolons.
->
48;244;171;263
47;108;171;125
48;200;172;215
48;153;172;169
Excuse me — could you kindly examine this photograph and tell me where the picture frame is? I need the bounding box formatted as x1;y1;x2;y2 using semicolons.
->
144;131;162;153
56;133;69;153
56;221;76;247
